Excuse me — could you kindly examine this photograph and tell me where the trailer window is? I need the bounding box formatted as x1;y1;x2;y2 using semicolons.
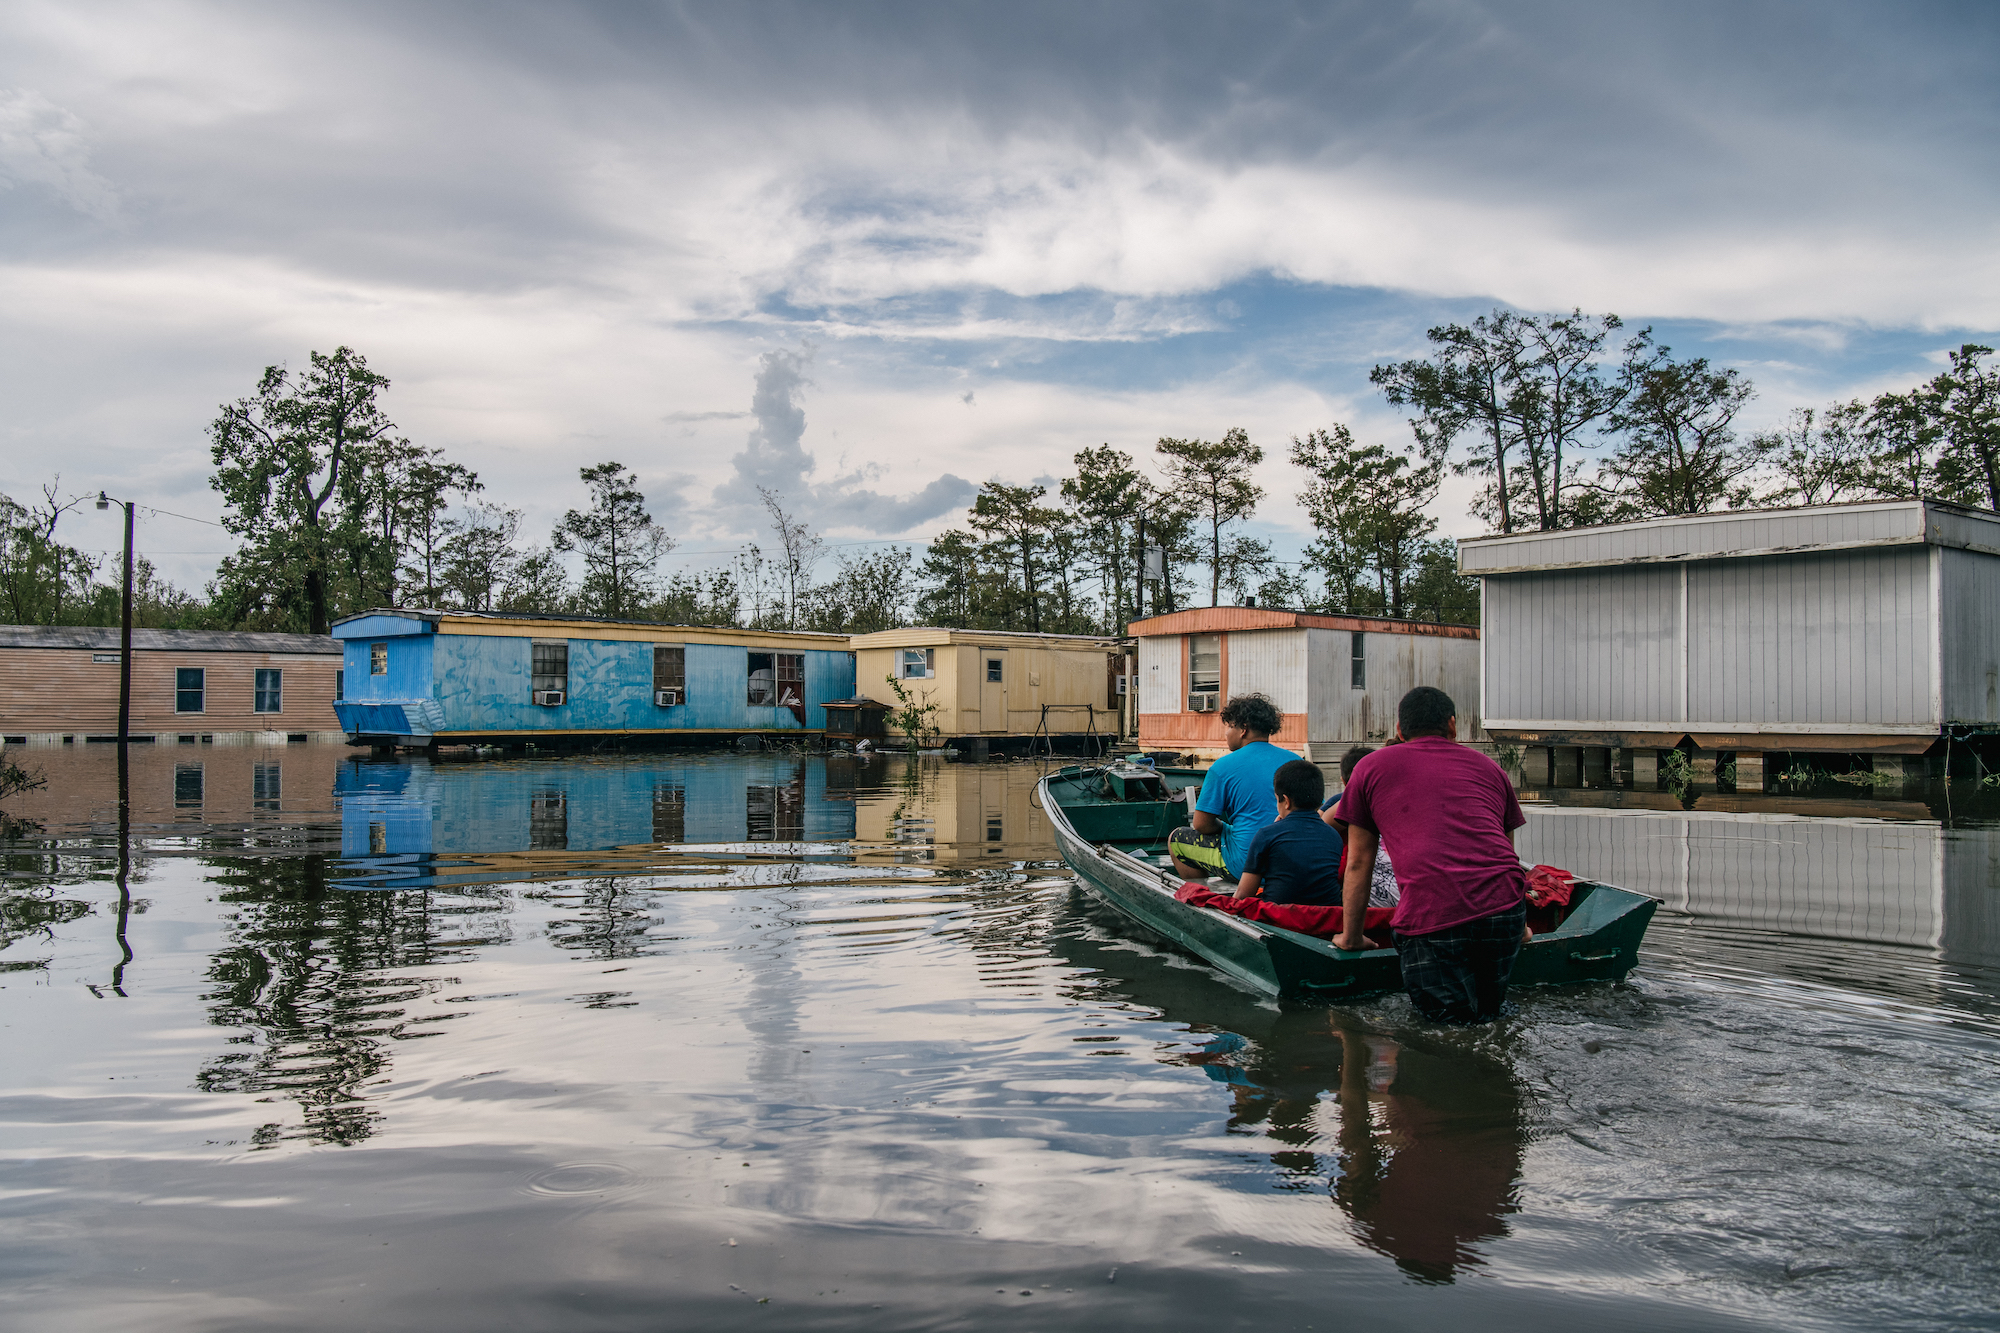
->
175;667;206;714
899;648;935;679
1350;631;1366;690
654;645;686;694
532;642;569;699
748;652;775;705
369;643;387;675
254;668;283;714
986;657;1003;682
1188;635;1221;694
776;653;804;708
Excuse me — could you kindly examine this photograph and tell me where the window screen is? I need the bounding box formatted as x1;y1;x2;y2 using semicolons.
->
1350;631;1366;690
654;645;686;693
175;667;205;714
900;648;935;679
747;652;776;705
335;669;344;701
532;642;569;696
369;643;387;675
254;668;283;714
986;657;1003;682
1188;635;1221;694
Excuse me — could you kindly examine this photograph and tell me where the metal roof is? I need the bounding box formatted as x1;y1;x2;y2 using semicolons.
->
1458;499;2000;575
333;607;851;643
1127;606;1477;639
0;625;342;654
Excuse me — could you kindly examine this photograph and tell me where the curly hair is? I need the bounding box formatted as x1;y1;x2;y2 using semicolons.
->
1219;692;1282;736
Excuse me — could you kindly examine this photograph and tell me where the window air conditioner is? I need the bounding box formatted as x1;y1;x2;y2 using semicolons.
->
1187;692;1218;712
534;690;566;707
655;688;683;707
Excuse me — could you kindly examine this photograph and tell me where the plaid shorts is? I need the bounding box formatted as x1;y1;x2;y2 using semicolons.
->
1394;901;1527;1024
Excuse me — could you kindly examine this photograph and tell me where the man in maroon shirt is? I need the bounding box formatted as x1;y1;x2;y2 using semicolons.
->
1329;686;1528;1023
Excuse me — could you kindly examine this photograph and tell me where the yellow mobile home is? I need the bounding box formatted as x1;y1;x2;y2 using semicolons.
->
849;628;1128;753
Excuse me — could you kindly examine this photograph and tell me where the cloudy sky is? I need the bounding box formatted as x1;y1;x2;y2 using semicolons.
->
4;1;1997;590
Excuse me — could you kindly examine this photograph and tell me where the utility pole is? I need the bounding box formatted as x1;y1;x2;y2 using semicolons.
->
96;492;135;744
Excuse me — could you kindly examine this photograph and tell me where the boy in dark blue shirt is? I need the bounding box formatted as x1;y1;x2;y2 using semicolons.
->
1234;759;1346;906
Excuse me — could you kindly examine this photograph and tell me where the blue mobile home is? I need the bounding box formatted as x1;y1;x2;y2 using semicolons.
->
330;610;856;747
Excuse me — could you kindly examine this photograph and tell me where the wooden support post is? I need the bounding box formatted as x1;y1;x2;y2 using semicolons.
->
1632;750;1660;786
1690;749;1718;782
1734;751;1766;792
1521;746;1553;787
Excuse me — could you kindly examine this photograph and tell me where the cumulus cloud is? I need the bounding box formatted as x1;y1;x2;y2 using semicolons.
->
713;347;975;536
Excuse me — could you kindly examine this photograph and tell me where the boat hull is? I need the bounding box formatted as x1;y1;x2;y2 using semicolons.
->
1043;771;1656;1002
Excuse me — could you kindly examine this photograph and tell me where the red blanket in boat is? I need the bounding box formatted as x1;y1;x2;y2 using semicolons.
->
1524;864;1575;908
1174;883;1396;941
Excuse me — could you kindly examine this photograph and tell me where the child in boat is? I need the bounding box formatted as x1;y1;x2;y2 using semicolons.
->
1321;745;1400;909
1232;759;1345;906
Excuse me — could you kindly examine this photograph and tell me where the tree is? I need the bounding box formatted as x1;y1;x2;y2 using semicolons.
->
1291;425;1442;617
209;347;399;633
757;487;824;629
395;451;481;605
653;566;742;626
914;529;984;626
1594;345;1761;518
1372;309;1630;532
1372;310;1530;533
0;484;97;626
1932;344;2000;511
552;462;673;618
439;502;522;611
1404;540;1481;624
497;545;569;612
1061;445;1148;632
967;482;1058;631
1155;428;1264;605
805;547;914;633
1757;403;1870;507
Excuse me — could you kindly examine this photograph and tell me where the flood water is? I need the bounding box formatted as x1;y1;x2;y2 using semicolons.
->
3;743;1999;1331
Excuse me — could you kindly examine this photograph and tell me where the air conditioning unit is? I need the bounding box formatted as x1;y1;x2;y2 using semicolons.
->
655;688;683;707
534;690;566;707
1187;692;1218;712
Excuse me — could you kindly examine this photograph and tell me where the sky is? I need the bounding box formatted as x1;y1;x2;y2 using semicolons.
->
3;1;1998;594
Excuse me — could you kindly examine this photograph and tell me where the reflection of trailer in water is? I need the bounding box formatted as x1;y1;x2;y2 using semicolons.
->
1515;803;2000;977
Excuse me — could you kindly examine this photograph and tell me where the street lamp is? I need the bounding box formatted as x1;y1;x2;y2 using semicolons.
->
94;491;134;746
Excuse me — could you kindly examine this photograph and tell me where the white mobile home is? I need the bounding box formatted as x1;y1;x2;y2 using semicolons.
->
1459;499;2000;785
1129;607;1483;762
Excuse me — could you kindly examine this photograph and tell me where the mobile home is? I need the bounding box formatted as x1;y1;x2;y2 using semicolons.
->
0;626;343;745
331;610;856;748
1459;499;2000;787
1129;607;1483;761
848;627;1127;752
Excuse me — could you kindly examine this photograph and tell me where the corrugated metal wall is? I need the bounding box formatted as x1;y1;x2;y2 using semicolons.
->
1304;627;1485;745
1688;549;1931;725
1225;629;1307;712
1484;565;1679;724
1941;547;2000;724
1138;634;1181;714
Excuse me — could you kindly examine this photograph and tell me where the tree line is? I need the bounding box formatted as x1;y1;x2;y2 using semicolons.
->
3;323;1993;636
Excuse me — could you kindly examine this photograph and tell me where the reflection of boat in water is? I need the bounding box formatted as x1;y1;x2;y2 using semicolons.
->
1049;912;1525;1282
1041;762;1658;1000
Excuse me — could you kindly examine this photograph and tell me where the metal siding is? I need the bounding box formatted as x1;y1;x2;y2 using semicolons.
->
429;635;851;733
1225;629;1307;713
1483;566;1679;724
1940;547;2000;724
1688;549;1931;726
1303;626;1484;748
1138;634;1181;714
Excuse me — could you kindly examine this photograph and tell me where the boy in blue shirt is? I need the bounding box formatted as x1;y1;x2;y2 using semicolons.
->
1167;693;1294;882
1236;759;1346;906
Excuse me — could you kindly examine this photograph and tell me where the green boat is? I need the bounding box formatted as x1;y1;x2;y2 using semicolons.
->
1040;761;1658;1002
